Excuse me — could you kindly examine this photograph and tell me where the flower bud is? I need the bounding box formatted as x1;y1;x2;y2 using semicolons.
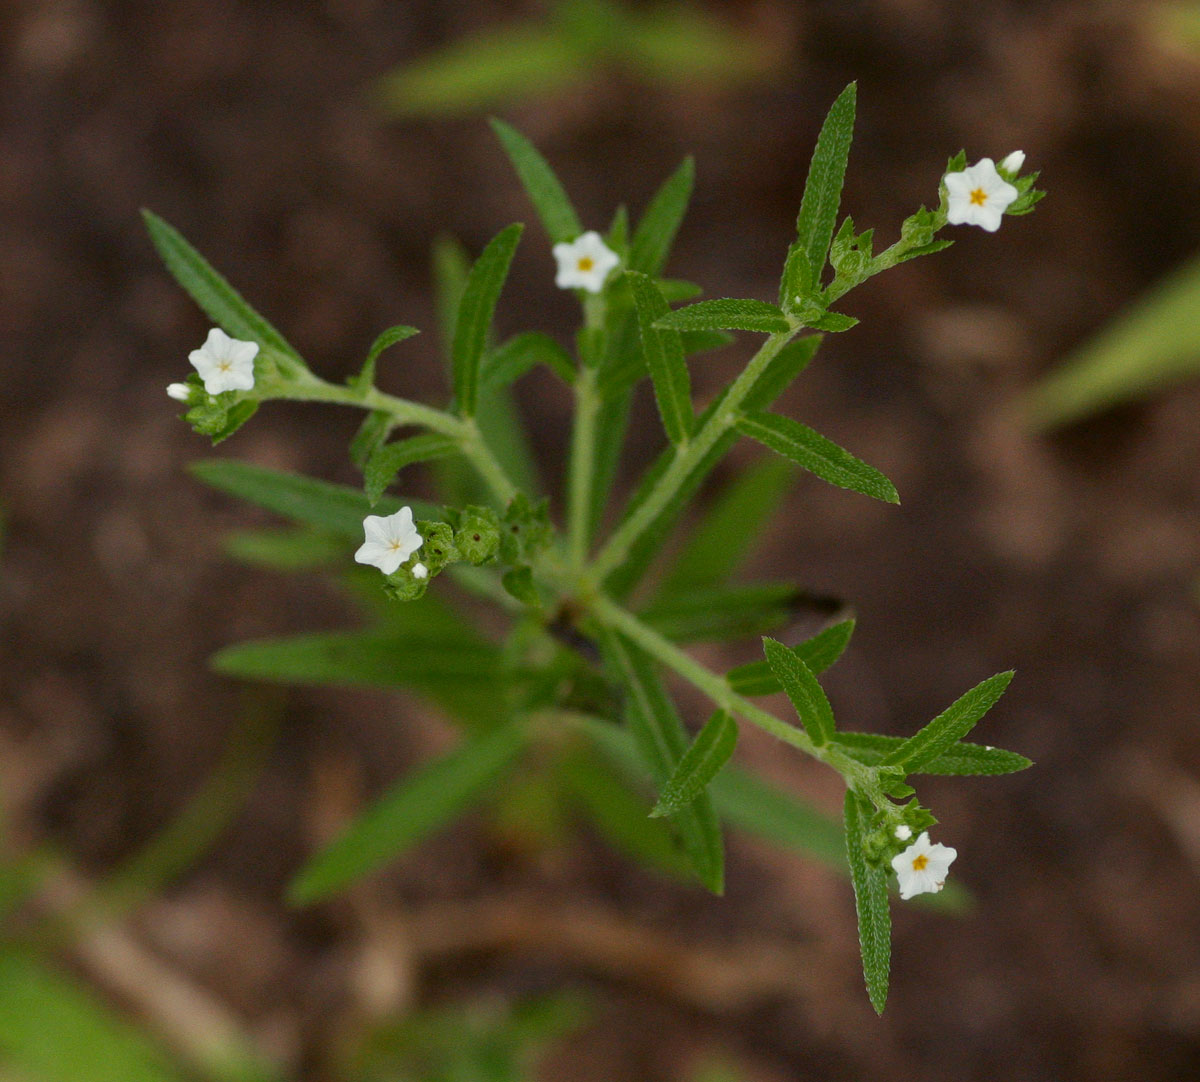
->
999;149;1026;175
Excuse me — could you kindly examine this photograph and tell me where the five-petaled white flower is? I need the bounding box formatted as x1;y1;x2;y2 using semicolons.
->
166;382;191;402
354;507;423;575
553;231;620;293
944;158;1018;233
891;831;957;900
188;328;259;395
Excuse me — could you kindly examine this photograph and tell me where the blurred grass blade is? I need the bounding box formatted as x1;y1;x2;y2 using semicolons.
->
349;410;393;469
289;721;527;905
364;433;459;506
763;637;836;746
624;5;777;87
481;331;575;389
476;382;543;498
879;671;1015;772
490;119;583;244
640;583;802;642
1025;252;1200;429
781;83;856;306
657;457;795;596
844;791;891;1014
222;527;347;571
375;26;584;118
604;633;724;893
190;459;438;538
629;156;695;276
835;731;1032;775
737;411;899;504
727;619;855;695
432;234;471;359
142;210;303;366
655;298;791;334
453;224;523;417
650;711;737;818
628;271;694;445
0;948;189;1082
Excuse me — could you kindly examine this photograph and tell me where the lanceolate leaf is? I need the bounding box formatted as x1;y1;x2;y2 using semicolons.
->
629;156;695;275
481;331;575;389
640;582;802;642
781;83;856;306
355;324;420;389
453;223;523;416
844;790;891;1014
142;209;302;365
489;119;582;244
365;433;459;506
650;711;738;817
879;671;1016;772
190;459;438;539
737;411;899;504
727;619;855;695
628;271;694;445
762;637;836;746
654;298;791;334
604;633;724;893
289;720;527;905
742;334;822;410
834;731;1032;776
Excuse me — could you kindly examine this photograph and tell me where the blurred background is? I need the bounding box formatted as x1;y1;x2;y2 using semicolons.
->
2;1;1200;1079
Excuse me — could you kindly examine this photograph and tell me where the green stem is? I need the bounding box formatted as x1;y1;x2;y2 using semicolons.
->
586;328;797;585
274;376;518;506
589;594;878;798
567;365;600;569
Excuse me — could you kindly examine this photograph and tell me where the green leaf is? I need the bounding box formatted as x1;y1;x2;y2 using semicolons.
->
354;324;420;390
628;271;693;445
501;565;540;607
781;83;856;307
640;582;802;642
186;398;259;445
364;433;459;506
741;334;822;410
737;411;899;504
349;410;394;469
223;526;347;571
680;329;735;356
657;457;795;595
189;459;437;539
762;637;836;746
0;948;191;1082
142;209;302;365
629;156;695;275
650;711;738;817
489;119;583;244
289;721;527;904
654;298;791;334
559;753;692;880
879;671;1016;772
476;381;543;498
375;26;584;118
604;633;724;893
834;731;1032;775
211;627;504;727
481;331;575;389
726;619;855;695
844;791;891;1014
432;234;471;357
806;310;859;333
453;223;523;416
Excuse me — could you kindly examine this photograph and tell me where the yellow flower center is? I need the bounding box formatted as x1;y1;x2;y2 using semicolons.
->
912;854;929;871
218;360;232;372
577;256;595;272
969;188;988;206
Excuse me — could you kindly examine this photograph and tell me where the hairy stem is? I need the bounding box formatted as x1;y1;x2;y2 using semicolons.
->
567;365;600;570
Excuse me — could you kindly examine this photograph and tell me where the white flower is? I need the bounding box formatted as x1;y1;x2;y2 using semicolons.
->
552;231;620;293
944;158;1019;233
166;382;191;402
188;328;259;395
999;149;1026;175
891;831;957;900
354;507;423;575
894;824;913;841
412;562;428;579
